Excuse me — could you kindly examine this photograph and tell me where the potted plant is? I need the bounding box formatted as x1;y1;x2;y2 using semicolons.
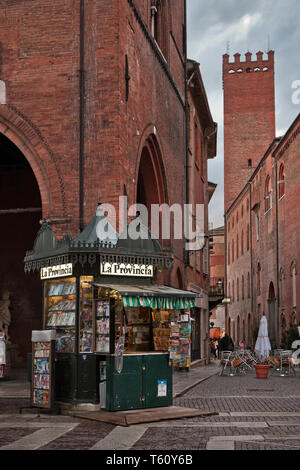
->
254;359;271;379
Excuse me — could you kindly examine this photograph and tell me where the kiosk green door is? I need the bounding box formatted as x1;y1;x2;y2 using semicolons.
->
106;355;144;411
143;354;172;409
105;354;172;411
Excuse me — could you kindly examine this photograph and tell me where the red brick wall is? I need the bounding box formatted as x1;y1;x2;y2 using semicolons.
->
226;188;252;346
0;0;187;359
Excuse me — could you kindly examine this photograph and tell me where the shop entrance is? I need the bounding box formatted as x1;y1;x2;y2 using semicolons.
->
0;132;42;367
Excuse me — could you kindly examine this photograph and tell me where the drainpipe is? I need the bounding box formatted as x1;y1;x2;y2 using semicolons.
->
79;0;85;232
273;154;280;346
249;182;254;318
183;0;189;274
224;213;228;332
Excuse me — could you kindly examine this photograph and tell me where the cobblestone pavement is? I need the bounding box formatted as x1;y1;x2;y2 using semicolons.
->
0;368;300;452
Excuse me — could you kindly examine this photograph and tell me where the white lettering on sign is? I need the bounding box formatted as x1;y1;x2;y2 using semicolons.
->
100;262;153;277
40;263;73;280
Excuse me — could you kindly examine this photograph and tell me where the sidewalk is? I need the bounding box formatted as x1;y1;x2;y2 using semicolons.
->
172;360;219;398
0;361;220;402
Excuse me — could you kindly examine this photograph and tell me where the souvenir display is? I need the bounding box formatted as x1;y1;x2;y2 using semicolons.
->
56;330;75;353
152;309;171;351
32;341;52;408
95;299;110;353
168;311;191;369
44;278;76;353
125;307;152;352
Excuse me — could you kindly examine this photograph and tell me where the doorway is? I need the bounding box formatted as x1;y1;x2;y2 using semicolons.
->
0;132;42;367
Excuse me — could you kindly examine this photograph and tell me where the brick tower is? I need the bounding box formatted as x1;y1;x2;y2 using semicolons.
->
223;51;276;211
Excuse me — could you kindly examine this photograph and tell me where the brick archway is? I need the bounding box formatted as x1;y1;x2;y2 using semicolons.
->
0;105;66;218
136;124;168;208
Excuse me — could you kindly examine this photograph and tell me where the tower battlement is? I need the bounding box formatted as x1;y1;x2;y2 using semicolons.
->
223;49;275;212
223;50;274;75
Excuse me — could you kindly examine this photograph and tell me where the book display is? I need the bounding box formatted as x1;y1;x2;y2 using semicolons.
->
168;311;192;369
44;278;76;353
32;341;53;408
79;277;94;353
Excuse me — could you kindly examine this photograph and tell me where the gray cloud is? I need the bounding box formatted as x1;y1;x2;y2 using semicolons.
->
187;0;300;228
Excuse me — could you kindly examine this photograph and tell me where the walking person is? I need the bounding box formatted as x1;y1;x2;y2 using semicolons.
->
219;332;234;352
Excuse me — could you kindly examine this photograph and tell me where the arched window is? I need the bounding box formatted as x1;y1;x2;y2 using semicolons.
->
247;224;250;251
228;281;231;299
237;315;240;343
228;243;230;265
278;163;285;199
291;261;297;309
232;239;234;263
265;175;272;212
247;272;250;298
236;234;239;259
257;263;261;295
150;0;168;58
241;230;244;255
237;278;239;301
279;268;285;306
242;275;245;300
232;280;235;302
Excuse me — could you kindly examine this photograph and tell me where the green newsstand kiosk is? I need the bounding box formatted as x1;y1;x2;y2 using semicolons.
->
24;207;199;411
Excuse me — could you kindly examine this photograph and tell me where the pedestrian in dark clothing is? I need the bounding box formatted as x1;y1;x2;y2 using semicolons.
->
219;333;234;352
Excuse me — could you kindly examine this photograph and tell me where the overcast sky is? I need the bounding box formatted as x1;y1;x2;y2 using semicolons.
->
187;0;300;229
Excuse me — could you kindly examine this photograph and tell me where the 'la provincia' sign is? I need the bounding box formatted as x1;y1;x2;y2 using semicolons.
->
100;262;154;277
40;263;73;280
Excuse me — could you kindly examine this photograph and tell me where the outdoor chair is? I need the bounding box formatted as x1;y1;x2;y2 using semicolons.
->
271;350;296;376
235;349;254;372
219;351;244;376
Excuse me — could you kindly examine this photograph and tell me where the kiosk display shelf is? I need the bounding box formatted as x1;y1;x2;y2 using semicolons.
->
95;298;110;353
79;276;94;353
44;277;76;353
31;330;55;409
168;311;192;369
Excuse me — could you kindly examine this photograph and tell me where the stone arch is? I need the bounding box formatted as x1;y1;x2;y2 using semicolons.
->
136;124;168;208
0;104;66;217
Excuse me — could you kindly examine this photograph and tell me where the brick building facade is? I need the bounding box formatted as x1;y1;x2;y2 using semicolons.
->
224;50;300;348
186;59;217;362
0;1;216;365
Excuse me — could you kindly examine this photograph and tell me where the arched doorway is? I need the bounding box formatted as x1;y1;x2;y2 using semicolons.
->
136;134;168;238
268;281;277;349
0;132;42;367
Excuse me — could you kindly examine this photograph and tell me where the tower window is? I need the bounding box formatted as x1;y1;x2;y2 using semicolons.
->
248;159;252;168
278;163;285;199
264;175;272;212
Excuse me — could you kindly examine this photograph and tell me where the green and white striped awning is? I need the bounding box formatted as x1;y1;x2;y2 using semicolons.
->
122;296;195;309
93;283;201;310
